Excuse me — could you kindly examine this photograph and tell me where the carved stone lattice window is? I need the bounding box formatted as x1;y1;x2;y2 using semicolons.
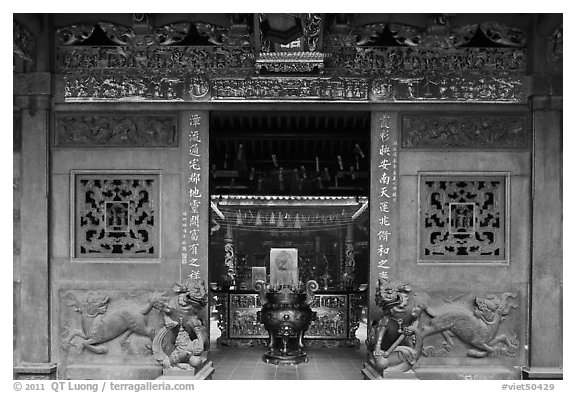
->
74;173;159;258
419;174;507;263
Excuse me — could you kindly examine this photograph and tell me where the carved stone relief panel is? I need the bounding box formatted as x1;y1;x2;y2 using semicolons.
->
416;290;521;360
211;76;368;100
72;172;160;259
402;114;528;149
54;114;178;147
419;174;508;264
370;71;527;102
59;288;166;360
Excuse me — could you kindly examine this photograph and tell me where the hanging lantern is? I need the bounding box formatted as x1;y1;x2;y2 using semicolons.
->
269;212;276;225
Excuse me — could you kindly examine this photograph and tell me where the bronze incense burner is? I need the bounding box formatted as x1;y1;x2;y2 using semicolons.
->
256;280;318;365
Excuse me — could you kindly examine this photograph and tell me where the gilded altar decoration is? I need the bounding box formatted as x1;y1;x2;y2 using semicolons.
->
307;295;347;339
54;114;177;147
60;290;167;355
229;294;267;338
74;173;159;258
419;174;507;263
401;114;528;149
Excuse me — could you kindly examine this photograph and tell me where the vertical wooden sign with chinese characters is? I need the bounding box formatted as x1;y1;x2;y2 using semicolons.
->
180;111;210;330
369;112;399;320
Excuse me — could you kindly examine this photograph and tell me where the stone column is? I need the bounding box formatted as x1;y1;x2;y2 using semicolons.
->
524;96;563;379
13;72;57;379
368;112;400;322
180;110;211;347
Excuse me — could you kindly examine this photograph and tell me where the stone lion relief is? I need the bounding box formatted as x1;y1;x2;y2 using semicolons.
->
60;290;167;355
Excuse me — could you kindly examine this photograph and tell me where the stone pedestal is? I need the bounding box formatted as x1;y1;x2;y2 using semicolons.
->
362;361;417;380
156;360;215;380
14;362;57;380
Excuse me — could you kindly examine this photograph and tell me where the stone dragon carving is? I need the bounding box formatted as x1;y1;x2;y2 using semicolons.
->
61;290;168;354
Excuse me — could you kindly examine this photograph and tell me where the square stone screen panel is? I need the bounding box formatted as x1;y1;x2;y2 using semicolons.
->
418;174;508;264
73;172;160;258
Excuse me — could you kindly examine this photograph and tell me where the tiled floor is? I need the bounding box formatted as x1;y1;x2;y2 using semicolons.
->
209;347;366;380
208;315;369;380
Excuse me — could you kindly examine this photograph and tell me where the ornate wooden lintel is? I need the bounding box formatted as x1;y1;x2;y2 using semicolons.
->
61;71;528;103
56;43;529;103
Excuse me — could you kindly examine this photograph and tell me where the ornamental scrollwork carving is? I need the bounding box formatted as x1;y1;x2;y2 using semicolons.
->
389;23;478;49
402;114;527;149
74;174;159;258
419;175;507;263
56;24;95;45
55;114;177;147
480;22;526;47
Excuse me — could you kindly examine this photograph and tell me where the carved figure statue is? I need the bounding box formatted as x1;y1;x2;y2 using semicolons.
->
366;279;424;373
155;279;208;351
420;292;518;358
157;325;205;370
61;291;168;354
152;279;209;373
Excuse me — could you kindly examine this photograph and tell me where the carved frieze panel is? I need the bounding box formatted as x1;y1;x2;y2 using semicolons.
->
59;288;165;359
64;72;186;101
419;174;508;264
57;46;254;71
327;47;526;73
401;114;528;149
211;77;368;100
54;114;178;147
73;172;160;259
371;71;527;102
417;290;521;359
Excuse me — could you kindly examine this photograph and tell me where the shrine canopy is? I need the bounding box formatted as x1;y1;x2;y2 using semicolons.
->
210;195;369;232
